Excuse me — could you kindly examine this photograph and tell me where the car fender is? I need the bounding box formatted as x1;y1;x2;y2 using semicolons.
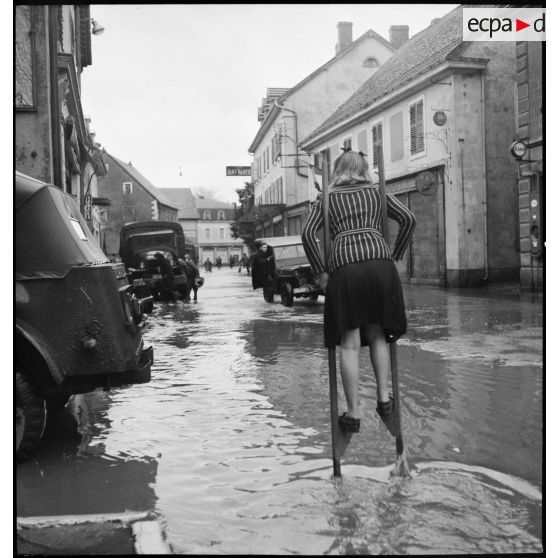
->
15;319;64;385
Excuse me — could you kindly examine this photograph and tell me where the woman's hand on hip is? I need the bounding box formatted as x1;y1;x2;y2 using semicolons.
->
318;272;329;291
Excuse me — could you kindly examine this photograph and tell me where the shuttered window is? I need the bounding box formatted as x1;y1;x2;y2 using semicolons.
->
409;99;425;155
371;122;383;169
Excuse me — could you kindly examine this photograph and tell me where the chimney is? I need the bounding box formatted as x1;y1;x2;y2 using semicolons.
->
389;25;409;49
335;22;353;54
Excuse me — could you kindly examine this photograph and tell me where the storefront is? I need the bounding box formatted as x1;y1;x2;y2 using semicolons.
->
388;166;446;285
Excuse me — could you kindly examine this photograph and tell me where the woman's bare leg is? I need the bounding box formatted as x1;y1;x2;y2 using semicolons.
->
364;324;391;403
339;328;361;418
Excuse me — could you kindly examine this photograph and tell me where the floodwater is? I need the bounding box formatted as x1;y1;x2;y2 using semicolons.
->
17;269;543;554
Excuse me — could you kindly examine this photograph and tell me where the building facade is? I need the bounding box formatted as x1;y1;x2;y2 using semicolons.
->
97;153;178;258
248;22;398;238
195;199;245;264
15;5;106;240
157;187;200;247
301;7;519;288
513;41;543;292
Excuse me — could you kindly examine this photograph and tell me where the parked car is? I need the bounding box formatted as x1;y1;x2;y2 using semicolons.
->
15;172;153;460
255;236;324;307
119;221;196;302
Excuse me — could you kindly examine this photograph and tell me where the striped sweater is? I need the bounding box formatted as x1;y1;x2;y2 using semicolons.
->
302;182;416;274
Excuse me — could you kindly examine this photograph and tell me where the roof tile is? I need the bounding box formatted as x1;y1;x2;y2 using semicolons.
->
302;6;463;145
157;188;200;219
109;154;177;210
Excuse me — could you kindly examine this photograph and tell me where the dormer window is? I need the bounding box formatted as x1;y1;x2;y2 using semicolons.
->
217;210;225;220
363;57;379;68
203;210;211;220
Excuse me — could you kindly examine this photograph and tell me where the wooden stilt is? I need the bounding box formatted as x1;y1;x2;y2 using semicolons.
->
377;144;411;477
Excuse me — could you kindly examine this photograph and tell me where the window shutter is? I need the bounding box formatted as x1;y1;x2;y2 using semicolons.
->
416;100;424;152
410;100;424;155
372;123;383;168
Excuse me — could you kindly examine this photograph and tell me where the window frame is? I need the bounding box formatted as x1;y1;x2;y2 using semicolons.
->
122;181;133;195
203;210;211;220
408;96;426;159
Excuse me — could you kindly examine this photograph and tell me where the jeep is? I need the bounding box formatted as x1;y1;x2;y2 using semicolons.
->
255;236;324;306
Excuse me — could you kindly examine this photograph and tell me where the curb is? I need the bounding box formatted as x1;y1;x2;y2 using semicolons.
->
17;511;170;555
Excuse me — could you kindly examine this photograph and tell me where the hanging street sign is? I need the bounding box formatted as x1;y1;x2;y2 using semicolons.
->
226;166;252;176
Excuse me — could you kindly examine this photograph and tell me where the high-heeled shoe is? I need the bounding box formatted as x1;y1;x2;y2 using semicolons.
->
338;412;360;433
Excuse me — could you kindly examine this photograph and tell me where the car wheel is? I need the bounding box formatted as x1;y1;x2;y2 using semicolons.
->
15;369;47;461
280;283;294;307
263;287;274;303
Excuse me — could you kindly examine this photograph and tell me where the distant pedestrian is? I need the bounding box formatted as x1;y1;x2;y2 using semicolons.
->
216;256;222;269
301;149;416;434
154;252;174;291
229;255;235;269
251;243;275;291
204;258;213;272
238;253;249;274
180;254;202;301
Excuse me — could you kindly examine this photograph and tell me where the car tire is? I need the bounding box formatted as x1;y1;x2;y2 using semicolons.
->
15;369;47;461
263;287;274;303
280;283;294;307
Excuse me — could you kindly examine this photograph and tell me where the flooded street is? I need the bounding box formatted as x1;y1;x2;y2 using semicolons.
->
17;268;543;554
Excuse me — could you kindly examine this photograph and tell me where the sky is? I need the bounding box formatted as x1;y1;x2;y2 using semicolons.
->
81;3;460;203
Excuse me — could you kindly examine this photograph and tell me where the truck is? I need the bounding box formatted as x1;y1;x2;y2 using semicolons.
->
15;172;153;460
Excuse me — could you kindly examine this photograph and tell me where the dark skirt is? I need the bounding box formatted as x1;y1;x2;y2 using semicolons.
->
324;259;407;348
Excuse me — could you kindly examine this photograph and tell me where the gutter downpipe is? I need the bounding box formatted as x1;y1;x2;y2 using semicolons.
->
459;138;468;286
480;72;489;281
48;5;62;189
274;100;306;235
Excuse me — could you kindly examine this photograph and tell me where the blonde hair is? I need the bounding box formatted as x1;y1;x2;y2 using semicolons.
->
331;151;370;186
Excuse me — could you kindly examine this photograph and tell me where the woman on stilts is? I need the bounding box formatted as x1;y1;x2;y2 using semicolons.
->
302;149;416;433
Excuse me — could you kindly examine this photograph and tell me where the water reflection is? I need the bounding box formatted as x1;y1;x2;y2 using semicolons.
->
17;271;542;554
16;391;158;517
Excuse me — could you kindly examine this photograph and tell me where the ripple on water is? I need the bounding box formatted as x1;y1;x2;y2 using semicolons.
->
159;460;541;555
